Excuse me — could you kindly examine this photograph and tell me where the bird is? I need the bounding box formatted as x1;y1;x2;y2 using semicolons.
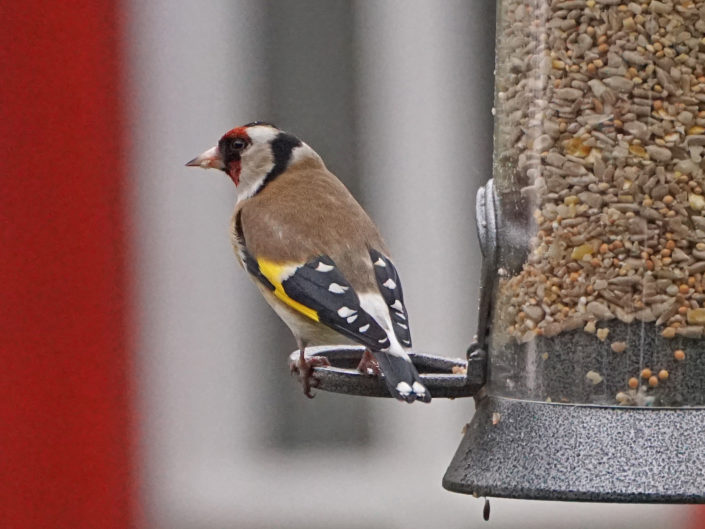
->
186;122;430;403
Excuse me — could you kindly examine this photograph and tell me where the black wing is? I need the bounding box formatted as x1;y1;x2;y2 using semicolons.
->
369;249;412;348
279;256;392;351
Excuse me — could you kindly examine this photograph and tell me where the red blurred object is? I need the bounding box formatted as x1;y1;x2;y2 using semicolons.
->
0;3;135;529
694;506;705;529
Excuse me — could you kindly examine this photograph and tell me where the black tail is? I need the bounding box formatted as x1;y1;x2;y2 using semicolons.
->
374;352;432;403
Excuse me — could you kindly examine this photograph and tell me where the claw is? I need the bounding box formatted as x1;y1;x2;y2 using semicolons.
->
356;349;381;375
293;349;330;398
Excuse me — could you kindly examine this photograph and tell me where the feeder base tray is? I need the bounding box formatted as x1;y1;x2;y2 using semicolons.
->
287;345;484;399
443;396;705;502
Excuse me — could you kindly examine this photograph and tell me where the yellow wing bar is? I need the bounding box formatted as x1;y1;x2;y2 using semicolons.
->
257;258;320;322
254;254;392;351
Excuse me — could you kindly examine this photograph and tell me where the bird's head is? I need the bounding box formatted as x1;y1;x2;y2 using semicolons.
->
186;122;321;200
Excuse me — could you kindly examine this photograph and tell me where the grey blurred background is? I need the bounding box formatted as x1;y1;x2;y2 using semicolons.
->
126;1;691;527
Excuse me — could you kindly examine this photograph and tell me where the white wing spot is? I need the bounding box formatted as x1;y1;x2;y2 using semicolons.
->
383;278;397;289
391;300;404;311
328;282;348;294
395;312;406;321
346;314;358;324
374;258;386;267
396;381;412;396
412;381;426;396
316;262;334;272
396;322;408;330
378;337;388;344
359;324;370;332
337;306;356;318
402;339;411;345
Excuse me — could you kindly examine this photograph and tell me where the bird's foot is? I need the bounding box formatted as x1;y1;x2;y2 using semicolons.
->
356;349;381;376
290;352;330;398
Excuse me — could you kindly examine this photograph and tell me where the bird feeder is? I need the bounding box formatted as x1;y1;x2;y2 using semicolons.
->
296;0;705;503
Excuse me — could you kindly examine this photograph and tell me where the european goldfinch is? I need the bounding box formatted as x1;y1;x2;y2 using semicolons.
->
186;122;430;403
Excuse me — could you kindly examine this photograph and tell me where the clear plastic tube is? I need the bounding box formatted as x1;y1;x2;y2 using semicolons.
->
489;0;705;406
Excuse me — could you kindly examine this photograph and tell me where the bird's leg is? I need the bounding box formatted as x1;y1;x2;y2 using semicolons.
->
356;349;380;375
290;343;330;398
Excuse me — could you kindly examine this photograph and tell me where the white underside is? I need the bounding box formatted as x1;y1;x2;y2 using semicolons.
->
257;283;357;348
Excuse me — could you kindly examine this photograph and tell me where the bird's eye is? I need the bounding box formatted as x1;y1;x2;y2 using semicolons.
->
233;138;247;150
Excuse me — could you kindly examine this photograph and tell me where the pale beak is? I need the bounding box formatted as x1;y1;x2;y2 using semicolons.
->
185;145;225;170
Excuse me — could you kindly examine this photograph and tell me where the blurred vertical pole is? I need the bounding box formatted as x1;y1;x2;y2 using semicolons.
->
354;0;496;356
262;0;370;447
354;0;496;437
125;1;269;525
0;3;135;529
264;0;361;193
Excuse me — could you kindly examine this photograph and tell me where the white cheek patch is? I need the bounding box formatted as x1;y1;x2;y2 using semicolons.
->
238;127;315;204
237;146;275;203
